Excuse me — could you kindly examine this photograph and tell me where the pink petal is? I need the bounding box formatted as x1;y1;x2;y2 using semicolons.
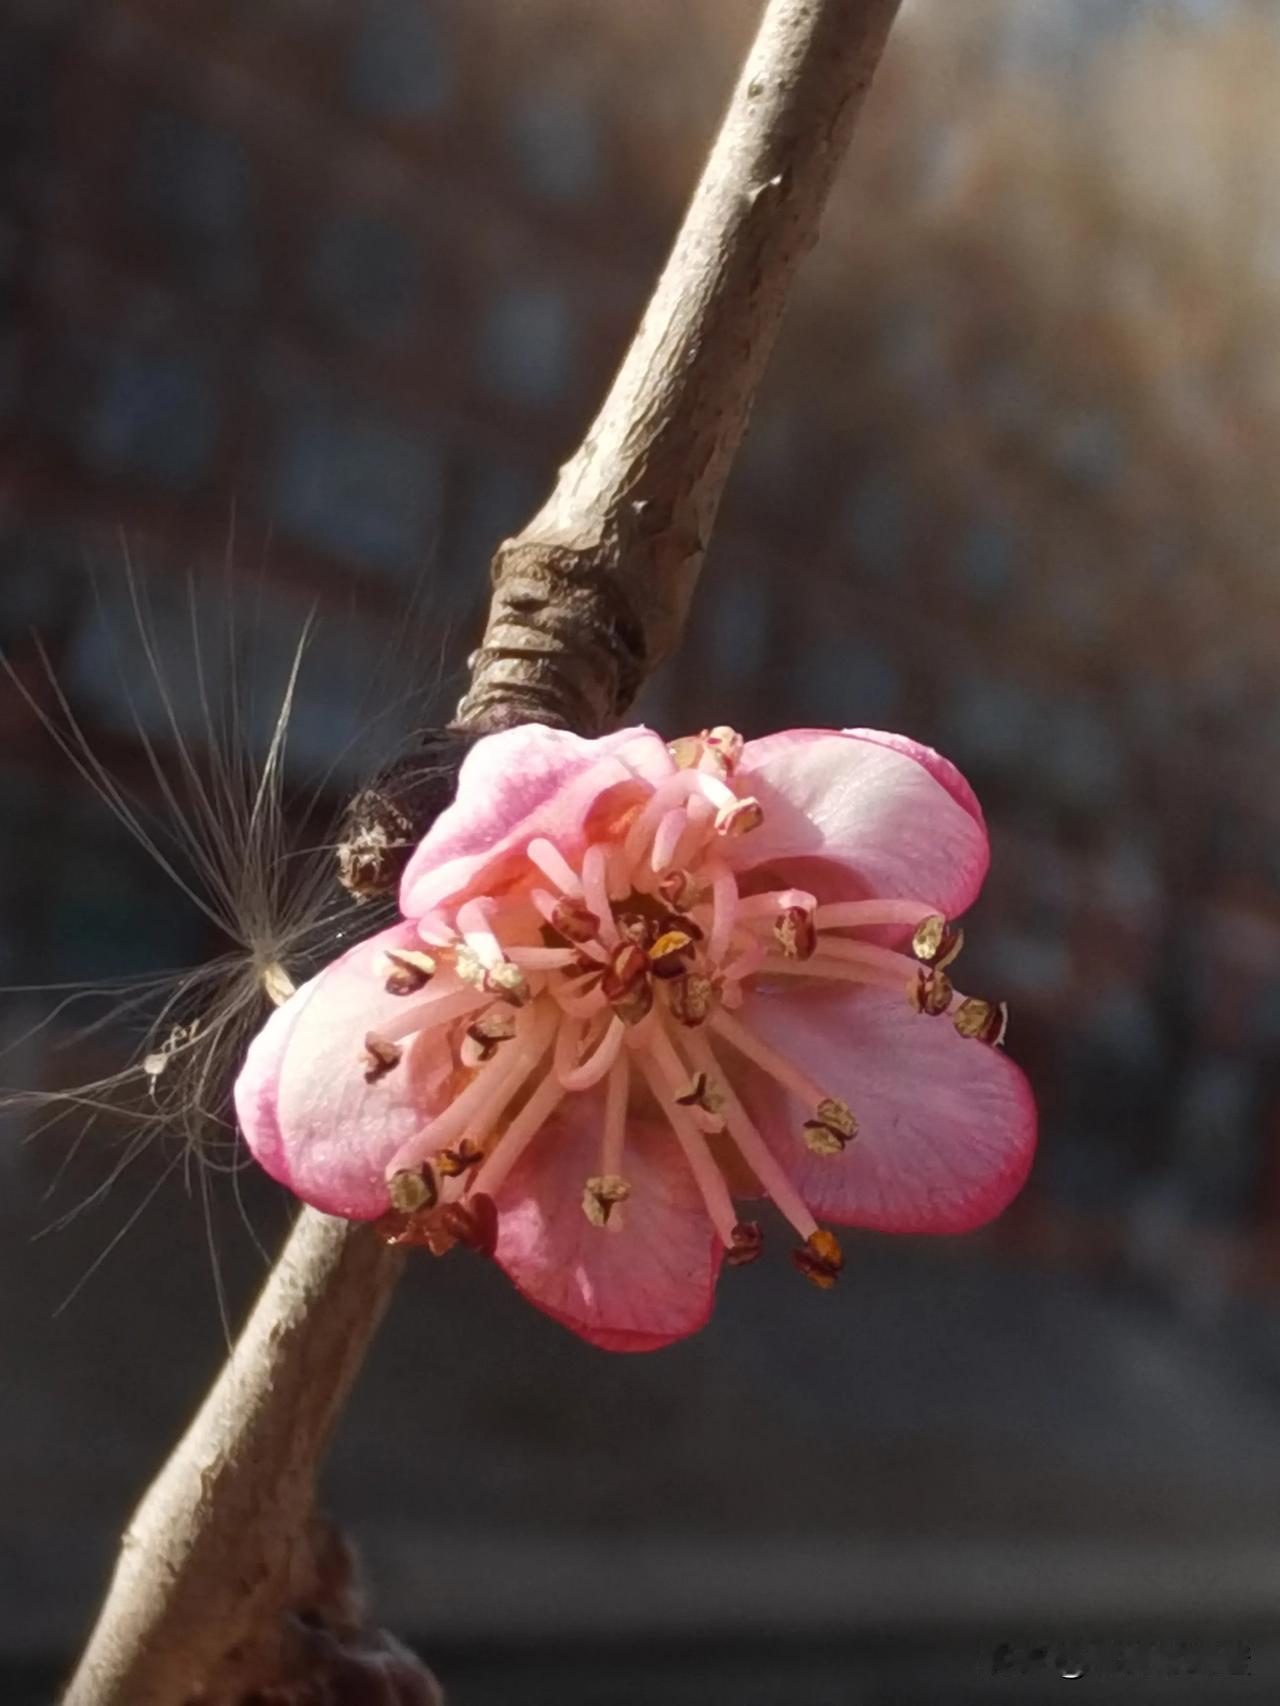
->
493;1093;721;1352
400;724;675;919
732;984;1036;1233
730;728;989;920
233;921;445;1220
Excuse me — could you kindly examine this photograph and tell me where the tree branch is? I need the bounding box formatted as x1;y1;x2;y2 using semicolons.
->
457;0;902;736
64;1213;415;1706
63;2;903;1699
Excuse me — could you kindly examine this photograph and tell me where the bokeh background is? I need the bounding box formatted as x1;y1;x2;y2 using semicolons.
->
4;0;1280;1699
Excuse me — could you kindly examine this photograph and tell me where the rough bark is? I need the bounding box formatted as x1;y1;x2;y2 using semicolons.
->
62;2;903;1700
456;0;903;737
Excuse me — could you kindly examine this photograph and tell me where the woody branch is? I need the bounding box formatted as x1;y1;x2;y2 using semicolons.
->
63;2;903;1701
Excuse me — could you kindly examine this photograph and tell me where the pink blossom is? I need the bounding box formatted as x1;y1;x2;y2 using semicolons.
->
235;724;1036;1351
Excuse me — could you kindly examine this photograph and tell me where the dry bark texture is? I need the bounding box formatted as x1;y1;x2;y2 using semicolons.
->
457;0;902;737
63;2;903;1700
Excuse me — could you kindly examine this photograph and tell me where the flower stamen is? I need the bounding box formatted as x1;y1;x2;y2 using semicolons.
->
791;1227;844;1290
802;1098;858;1156
440;1193;499;1257
637;1046;740;1249
954;996;1009;1047
681;1030;820;1243
726;1221;764;1266
385;1008;553;1177
582;1173;631;1228
911;913;964;970
381;948;437;996
388;1164;438;1212
460;1011;518;1068
468;1070;568;1201
362;1033;402;1084
526;837;583;895
909;966;954;1017
558;1014;627;1091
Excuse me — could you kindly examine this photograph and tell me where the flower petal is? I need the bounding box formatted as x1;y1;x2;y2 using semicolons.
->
731;984;1036;1233
493;1093;722;1352
400;724;675;919
729;728;989;919
233;921;447;1220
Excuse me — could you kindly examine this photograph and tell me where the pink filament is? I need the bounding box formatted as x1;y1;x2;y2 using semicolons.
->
553;976;610;1018
637;1045;739;1248
526;838;583;895
469;1071;567;1201
554;1017;586;1084
504;945;580;970
709;1005;831;1112
457;898;505;970
707;865;740;967
736;889;818;921
812;937;919;977
813;899;936;930
683;1031;819;1241
375;984;490;1043
622;771;717;870
385;1011;552;1175
651;807;690;873
672;793;715;870
600;1053;629;1176
559;1014;626;1091
581;843;618;945
760;955;913;995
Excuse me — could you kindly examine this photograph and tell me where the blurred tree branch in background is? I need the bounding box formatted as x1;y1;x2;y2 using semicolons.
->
63;1;902;1700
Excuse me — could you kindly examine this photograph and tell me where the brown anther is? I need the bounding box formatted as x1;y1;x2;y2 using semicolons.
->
440;1193;498;1258
362;1032;403;1084
455;947;530;1006
668;735;704;770
381;948;437;996
601;941;650;1001
436;1138;484;1178
460;1011;518;1067
791;1227;844;1290
953;996;1009;1048
388;1164;439;1214
909;966;953;1017
774;905;817;961
802;1096;857;1156
649;928;696;979
911;914;964;970
485;961;531;1007
714;796;764;837
612;979;655;1027
675;1071;725;1116
657;869;693;910
726;1221;764;1267
550;896;601;944
667;972;715;1027
616;911;657;949
374;1199;455;1254
581;1173;632;1228
703;725;745;773
453;945;486;988
373;1208;415;1248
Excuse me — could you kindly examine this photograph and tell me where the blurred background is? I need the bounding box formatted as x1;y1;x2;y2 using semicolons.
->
4;0;1280;1699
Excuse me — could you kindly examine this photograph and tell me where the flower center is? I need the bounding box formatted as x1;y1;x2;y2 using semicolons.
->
370;728;1007;1284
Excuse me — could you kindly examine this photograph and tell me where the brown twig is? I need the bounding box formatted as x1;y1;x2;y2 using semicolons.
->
63;2;902;1700
458;0;902;738
64;1213;416;1706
